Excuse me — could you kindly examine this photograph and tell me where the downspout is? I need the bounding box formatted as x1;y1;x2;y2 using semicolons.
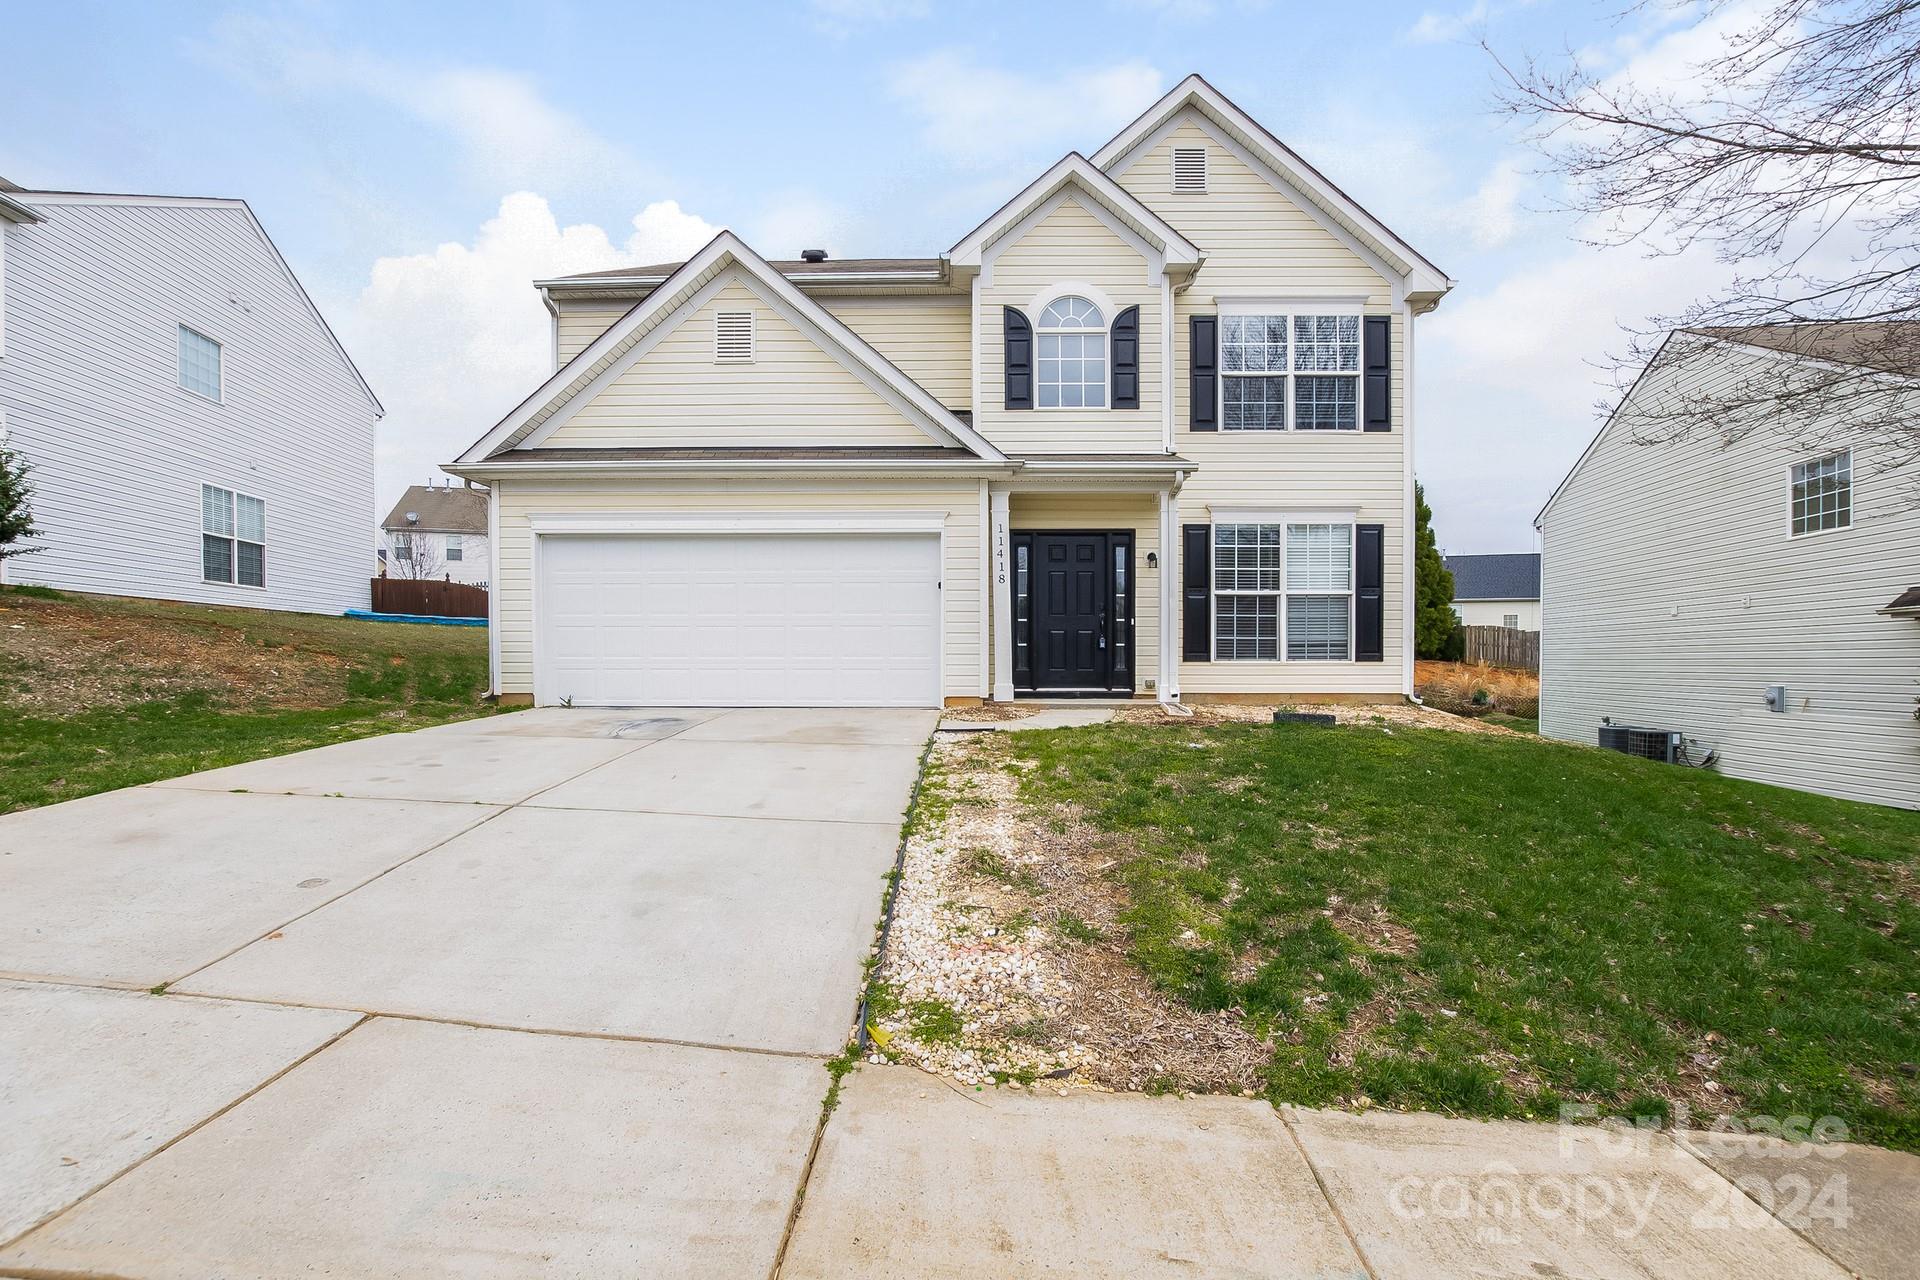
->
1158;472;1192;715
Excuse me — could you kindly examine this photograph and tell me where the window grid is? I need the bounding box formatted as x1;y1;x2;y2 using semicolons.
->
1219;312;1361;431
201;484;265;587
179;326;222;401
1036;296;1107;409
1212;522;1354;662
1791;450;1851;535
446;533;464;562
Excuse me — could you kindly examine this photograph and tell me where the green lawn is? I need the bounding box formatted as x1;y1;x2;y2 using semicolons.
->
0;587;495;812
1002;720;1920;1149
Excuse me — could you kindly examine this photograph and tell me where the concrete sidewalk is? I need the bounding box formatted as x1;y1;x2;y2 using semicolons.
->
782;1066;1919;1280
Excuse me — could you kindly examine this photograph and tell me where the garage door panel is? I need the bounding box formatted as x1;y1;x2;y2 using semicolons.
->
537;534;940;707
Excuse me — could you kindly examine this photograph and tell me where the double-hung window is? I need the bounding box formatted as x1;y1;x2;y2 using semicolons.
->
1790;449;1851;535
1220;309;1361;431
445;533;463;562
202;484;265;587
1213;521;1353;661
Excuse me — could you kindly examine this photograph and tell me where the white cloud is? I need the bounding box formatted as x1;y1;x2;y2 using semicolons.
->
341;194;721;511
1404;0;1537;44
808;0;929;30
195;15;638;193
886;53;1165;167
1444;158;1529;250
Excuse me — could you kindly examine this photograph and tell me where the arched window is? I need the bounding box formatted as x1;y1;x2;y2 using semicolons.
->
1036;295;1106;408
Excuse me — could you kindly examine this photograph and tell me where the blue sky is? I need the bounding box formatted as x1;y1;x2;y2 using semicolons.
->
2;0;1753;552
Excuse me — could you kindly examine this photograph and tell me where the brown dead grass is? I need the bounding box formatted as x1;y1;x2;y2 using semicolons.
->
1415;660;1540;718
1112;698;1519;736
0;595;344;713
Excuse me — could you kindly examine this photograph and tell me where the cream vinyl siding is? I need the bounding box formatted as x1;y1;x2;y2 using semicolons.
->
1109;113;1408;696
493;478;983;699
1539;347;1920;809
540;278;933;449
1007;492;1161;691
975;195;1162;455
820;296;972;411
555;302;630;365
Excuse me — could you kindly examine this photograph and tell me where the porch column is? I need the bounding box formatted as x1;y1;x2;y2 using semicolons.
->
1158;486;1179;703
990;486;1015;702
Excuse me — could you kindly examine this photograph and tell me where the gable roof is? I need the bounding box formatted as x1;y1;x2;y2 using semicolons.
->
381;484;487;534
1685;320;1920;378
1091;74;1452;304
453;230;1006;465
948;152;1201;274
1444;553;1540;602
550;258;945;286
5;188;382;415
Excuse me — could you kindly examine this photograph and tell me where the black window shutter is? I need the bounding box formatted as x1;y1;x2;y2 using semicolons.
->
1189;315;1217;431
1363;315;1391;432
1110;305;1140;409
1355;523;1385;662
1004;307;1033;410
1182;523;1212;661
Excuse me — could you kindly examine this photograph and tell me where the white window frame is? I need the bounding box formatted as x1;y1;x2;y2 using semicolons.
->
1210;516;1356;662
178;325;224;402
1034;293;1109;410
1789;448;1852;537
1217;301;1363;433
392;531;414;562
201;483;265;588
1503;613;1520;630
445;532;464;562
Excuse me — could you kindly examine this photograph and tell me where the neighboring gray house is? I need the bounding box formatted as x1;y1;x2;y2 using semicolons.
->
1537;323;1920;810
380;482;489;587
1444;552;1540;631
0;178;381;612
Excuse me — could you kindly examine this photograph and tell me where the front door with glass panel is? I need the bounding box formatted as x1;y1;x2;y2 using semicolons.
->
1010;531;1134;694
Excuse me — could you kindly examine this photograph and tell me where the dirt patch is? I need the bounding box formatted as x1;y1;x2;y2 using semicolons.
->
1112;699;1519;736
0;595;345;714
938;701;1044;723
1415;660;1540;719
871;733;1271;1094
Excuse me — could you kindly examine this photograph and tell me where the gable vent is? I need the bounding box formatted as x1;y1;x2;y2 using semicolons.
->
1172;146;1207;193
715;311;753;362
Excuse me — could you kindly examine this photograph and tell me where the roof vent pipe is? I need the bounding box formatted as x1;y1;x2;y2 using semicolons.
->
800;248;828;263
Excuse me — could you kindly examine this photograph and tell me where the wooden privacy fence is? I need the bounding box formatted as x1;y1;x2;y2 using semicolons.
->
1463;625;1539;672
370;576;488;619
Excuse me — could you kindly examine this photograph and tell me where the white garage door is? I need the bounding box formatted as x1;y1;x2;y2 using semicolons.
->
537;533;941;707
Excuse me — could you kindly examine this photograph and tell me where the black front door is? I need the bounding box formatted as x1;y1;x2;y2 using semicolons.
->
1012;531;1134;693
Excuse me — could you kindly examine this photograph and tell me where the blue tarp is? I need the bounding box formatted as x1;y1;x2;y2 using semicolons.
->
343;609;486;627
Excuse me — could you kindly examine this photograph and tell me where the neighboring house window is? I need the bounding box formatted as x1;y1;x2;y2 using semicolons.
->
1220;311;1361;431
179;326;222;401
1172;146;1207;193
1503;613;1520;630
1213;524;1282;660
1791;449;1851;535
202;484;264;587
715;311;753;362
1035;296;1107;408
392;532;413;561
1285;523;1352;660
445;533;463;562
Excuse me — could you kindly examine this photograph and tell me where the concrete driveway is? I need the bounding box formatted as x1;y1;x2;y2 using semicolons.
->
0;707;933;1277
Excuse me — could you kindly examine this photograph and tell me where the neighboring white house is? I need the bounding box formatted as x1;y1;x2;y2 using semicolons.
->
1537;323;1920;810
380;482;490;586
446;75;1453;710
1444;553;1540;630
0;178;381;613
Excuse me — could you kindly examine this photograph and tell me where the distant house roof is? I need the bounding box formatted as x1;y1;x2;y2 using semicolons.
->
1686;320;1920;378
555;257;946;284
1445;553;1540;602
381;484;487;534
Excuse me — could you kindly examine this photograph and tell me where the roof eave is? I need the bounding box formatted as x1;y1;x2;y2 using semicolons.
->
445;457;1018;480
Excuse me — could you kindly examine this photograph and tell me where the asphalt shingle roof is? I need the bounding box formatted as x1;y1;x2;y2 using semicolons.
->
1444;553;1540;602
380;484;488;534
559;257;944;282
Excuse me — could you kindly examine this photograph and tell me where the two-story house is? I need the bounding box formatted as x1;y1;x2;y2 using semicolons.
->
447;76;1452;708
0;178;381;614
380;482;490;587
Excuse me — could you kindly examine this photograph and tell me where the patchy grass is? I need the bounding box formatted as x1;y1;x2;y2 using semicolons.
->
0;587;494;812
1004;720;1920;1150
